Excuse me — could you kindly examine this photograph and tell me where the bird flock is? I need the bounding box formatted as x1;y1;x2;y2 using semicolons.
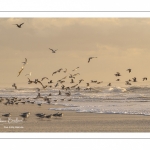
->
1;22;149;123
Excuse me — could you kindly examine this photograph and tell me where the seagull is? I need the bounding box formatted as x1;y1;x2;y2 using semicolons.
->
97;81;103;84
13;23;24;28
132;77;137;82
143;77;147;81
88;57;97;63
48;80;53;84
70;79;74;83
17;66;24;77
2;113;11;117
125;81;132;85
63;68;67;73
107;83;111;86
12;83;17;89
127;68;131;73
72;67;79;71
114;72;121;76
25;72;31;76
79;79;84;84
41;77;49;81
22;58;27;66
49;48;58;53
71;84;78;88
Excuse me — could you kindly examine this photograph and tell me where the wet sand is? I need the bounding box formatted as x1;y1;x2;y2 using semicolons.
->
0;102;150;132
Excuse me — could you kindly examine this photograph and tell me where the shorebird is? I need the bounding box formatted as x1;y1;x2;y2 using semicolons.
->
70;79;74;83
72;67;79;71
107;83;111;86
91;80;97;83
69;74;75;79
125;81;132;85
79;79;84;84
49;48;58;53
2;113;11;117
17;66;24;77
65;91;71;96
37;103;42;106
58;90;61;95
127;68;131;73
88;57;97;63
12;83;17;89
22;58;27;66
63;68;67;73
45;115;52;118
116;79;120;81
76;86;80;90
114;72;121;76
143;77;147;81
73;73;80;77
132;77;137;82
13;23;24;28
55;82;59;87
97;81;103;84
25;72;31;76
41;77;49;81
71;84;78;88
52;71;57;76
48;80;53;84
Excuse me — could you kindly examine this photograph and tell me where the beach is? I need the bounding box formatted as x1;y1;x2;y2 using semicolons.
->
0;102;150;132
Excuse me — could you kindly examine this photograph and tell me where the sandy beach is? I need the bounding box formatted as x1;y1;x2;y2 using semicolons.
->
0;102;150;132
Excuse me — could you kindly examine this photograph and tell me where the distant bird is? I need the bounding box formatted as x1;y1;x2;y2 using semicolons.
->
69;74;75;79
58;90;61;95
91;80;97;83
49;48;58;53
143;77;147;81
41;77;49;81
63;68;67;73
72;67;79;71
48;80;53;84
13;23;24;28
79;79;84;84
17;66;24;77
127;68;131;73
116;79;120;81
76;86;80;90
2;113;11;117
55;82;59;87
107;83;111;86
70;79;74;83
97;81;103;84
71;84;78;88
37;103;42;106
88;57;97;63
52;71;57;76
73;73;80;77
25;72;31;76
86;83;90;87
114;72;121;76
22;58;27;66
132;77;137;82
12;83;17;89
125;81;132;85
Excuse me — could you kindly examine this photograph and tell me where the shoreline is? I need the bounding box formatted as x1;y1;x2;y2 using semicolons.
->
0;103;150;132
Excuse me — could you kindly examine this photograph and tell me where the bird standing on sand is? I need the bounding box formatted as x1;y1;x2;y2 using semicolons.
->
88;57;97;63
13;23;24;28
2;113;11;117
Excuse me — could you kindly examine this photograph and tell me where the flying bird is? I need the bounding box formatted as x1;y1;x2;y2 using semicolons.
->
72;67;79;71
49;48;58;53
143;77;147;81
127;68;131;73
25;72;31;76
88;57;97;63
12;83;17;89
17;66;24;77
41;77;49;81
22;58;27;66
13;23;24;28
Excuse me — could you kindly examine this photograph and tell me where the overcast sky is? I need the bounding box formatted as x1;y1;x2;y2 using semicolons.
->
1;18;150;88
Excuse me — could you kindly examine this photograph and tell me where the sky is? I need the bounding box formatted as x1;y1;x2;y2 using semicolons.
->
1;18;150;88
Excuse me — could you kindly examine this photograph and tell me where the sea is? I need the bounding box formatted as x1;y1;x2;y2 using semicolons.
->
1;82;150;116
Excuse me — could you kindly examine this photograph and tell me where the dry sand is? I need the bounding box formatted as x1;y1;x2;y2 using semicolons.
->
0;102;150;132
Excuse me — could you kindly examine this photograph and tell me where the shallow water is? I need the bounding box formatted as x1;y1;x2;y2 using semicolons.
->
1;85;150;115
